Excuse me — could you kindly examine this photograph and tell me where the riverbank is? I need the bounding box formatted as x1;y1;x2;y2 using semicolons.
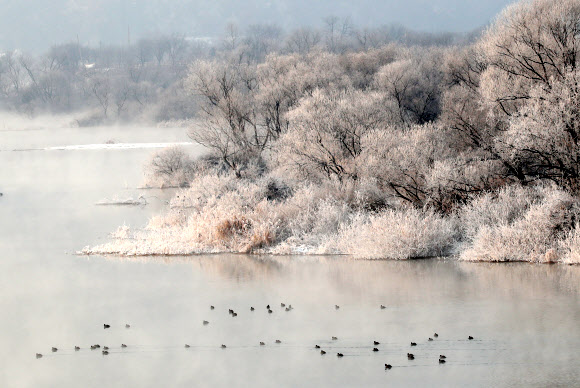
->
82;174;580;264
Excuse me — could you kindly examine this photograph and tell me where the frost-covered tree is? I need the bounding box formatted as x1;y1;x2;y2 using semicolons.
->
275;89;387;182
186;60;266;176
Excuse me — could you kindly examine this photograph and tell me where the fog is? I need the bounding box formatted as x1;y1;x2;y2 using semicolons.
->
1;0;515;52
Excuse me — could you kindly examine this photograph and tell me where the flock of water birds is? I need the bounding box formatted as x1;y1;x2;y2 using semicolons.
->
36;303;477;370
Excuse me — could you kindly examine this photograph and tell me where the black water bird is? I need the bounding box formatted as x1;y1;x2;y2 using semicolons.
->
434;333;438;338
428;338;433;341
185;344;191;348
337;353;344;357
75;346;80;351
315;345;321;349
373;341;380;345
104;324;110;329
203;320;209;325
250;307;255;311
285;307;290;311
385;364;392;370
439;355;446;359
331;336;338;340
268;309;273;314
125;324;131;329
439;359;446;364
335;305;340;310
102;350;109;355
103;346;109;350
410;342;417;346
373;348;379;352
266;305;270;309
232;312;237;317
260;342;265;346
275;340;281;344
121;344;127;348
321;350;326;355
221;344;227;348
36;353;43;359
407;353;415;360
468;336;474;340
380;305;386;309
90;345;97;350
281;303;285;307
228;309;234;315
210;306;215;310
51;347;58;352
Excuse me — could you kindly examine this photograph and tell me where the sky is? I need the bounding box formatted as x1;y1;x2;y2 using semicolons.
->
0;0;516;52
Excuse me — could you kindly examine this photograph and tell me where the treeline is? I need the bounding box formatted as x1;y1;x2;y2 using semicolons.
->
0;20;471;124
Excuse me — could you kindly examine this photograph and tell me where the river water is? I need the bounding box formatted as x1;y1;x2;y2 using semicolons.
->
1;121;580;387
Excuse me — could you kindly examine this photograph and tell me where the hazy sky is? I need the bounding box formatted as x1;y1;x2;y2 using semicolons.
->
0;0;516;52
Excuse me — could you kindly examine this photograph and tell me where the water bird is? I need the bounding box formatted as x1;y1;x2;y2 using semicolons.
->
385;364;392;370
380;305;386;309
275;340;281;344
104;324;110;329
103;346;109;350
185;344;191;348
407;353;415;360
335;305;340;310
439;359;446;364
210;306;215;310
36;353;43;359
331;336;338;340
410;342;417;346
121;344;127;348
102;350;109;355
439;355;446;359
320;350;326;355
434;333;438;338
266;305;270;309
315;345;321;349
91;345;97;350
125;324;131;329
203;320;209;325
232;313;237;317
373;341;380;345
468;336;474;340
228;309;234;315
221;344;227;349
281;303;285;307
337;353;344;357
268;309;273;314
51;347;58;352
288;305;293;309
373;348;379;352
285;307;290;311
260;342;265;346
250;307;255;311
75;346;80;351
428;338;433;341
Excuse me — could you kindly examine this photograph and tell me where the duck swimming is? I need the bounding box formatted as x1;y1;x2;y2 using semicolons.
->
384;364;392;370
407;353;415;360
104;324;110;329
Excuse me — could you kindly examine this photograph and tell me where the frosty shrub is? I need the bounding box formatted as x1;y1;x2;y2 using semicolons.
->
333;208;459;260
460;185;580;262
145;146;194;188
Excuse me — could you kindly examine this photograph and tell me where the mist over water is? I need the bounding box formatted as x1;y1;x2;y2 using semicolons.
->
0;119;579;387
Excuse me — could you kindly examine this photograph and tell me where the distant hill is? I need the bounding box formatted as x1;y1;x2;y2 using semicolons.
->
0;0;514;52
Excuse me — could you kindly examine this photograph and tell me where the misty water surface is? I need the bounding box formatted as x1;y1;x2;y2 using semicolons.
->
1;122;580;387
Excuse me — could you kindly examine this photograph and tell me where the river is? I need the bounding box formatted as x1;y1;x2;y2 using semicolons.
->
1;121;579;387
